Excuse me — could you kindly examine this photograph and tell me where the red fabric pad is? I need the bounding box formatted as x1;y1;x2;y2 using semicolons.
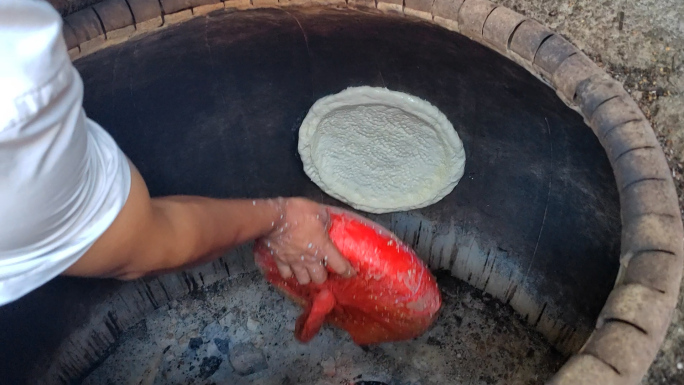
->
254;208;441;345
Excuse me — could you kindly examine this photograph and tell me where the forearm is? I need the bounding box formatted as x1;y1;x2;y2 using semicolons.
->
146;196;283;273
66;163;351;283
65;165;283;279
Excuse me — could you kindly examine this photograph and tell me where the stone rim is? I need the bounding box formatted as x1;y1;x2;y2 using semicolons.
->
56;0;684;384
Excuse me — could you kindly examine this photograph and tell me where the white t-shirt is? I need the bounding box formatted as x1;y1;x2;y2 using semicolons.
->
0;0;131;306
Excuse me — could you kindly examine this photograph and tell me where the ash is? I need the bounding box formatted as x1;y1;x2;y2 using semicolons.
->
82;271;564;385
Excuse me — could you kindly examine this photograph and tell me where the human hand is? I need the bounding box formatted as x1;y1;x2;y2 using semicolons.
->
256;198;354;285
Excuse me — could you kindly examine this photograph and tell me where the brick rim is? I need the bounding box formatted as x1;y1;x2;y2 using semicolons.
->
59;1;684;384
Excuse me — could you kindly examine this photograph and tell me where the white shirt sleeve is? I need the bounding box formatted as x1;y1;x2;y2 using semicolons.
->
0;0;131;305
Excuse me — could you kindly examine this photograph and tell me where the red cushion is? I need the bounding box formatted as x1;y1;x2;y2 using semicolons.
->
254;208;441;345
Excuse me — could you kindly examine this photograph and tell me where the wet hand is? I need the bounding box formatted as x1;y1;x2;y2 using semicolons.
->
257;198;355;285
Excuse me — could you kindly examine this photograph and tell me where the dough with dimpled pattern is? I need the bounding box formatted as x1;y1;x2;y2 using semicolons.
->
298;87;466;213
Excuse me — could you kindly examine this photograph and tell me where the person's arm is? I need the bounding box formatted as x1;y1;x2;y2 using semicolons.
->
65;162;354;284
0;0;350;308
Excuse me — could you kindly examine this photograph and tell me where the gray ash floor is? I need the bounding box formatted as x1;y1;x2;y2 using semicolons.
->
82;271;565;385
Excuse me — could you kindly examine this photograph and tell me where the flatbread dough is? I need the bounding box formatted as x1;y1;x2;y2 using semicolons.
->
298;87;466;213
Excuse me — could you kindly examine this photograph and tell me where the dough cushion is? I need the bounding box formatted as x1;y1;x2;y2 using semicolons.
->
298;87;466;213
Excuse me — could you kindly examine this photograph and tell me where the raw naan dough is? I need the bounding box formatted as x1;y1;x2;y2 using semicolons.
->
298;87;465;213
